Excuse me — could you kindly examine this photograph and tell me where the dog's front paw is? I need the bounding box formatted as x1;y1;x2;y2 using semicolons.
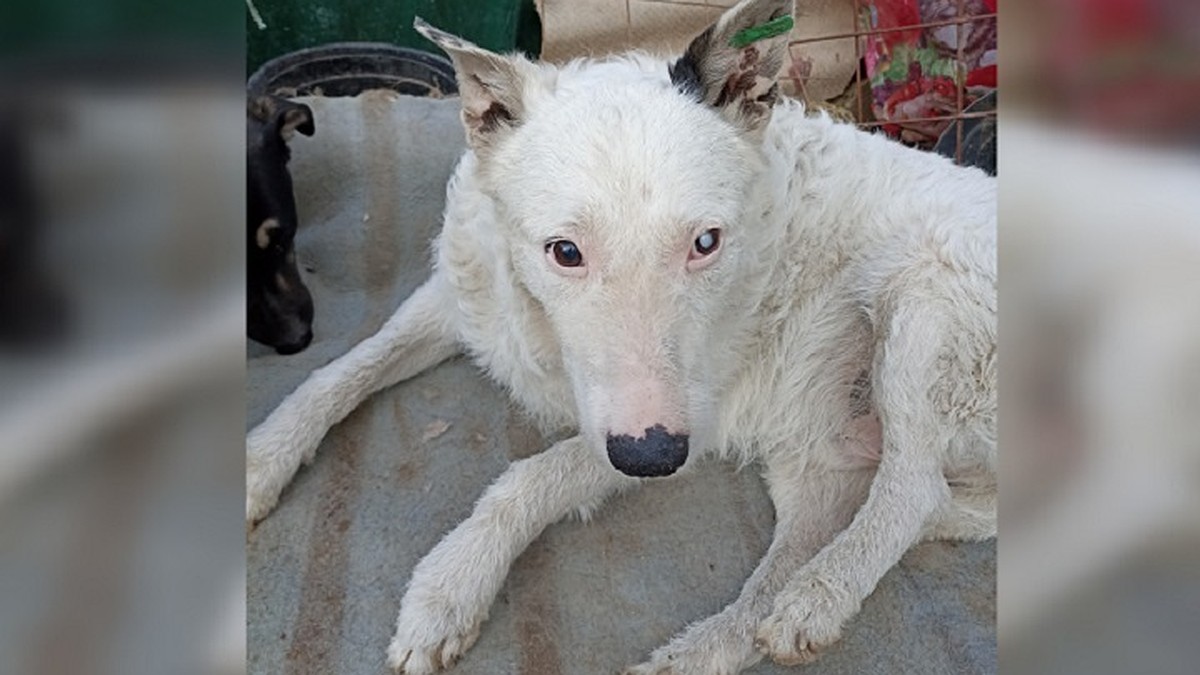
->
623;654;727;675
246;422;318;526
754;572;858;666
385;629;479;675
245;488;275;526
245;438;290;525
245;458;280;525
623;609;760;675
386;594;483;674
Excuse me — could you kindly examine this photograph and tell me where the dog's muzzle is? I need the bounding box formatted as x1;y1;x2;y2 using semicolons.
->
605;425;689;477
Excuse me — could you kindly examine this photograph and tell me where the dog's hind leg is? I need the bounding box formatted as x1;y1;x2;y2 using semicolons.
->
387;436;636;674
246;276;460;523
756;300;959;665
625;464;873;675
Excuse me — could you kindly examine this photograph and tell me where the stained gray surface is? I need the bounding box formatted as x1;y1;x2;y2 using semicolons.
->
246;92;996;675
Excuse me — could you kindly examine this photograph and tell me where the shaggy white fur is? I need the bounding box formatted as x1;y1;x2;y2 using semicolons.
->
246;1;996;672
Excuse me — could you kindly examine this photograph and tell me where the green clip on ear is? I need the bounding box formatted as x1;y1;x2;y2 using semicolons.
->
729;14;795;49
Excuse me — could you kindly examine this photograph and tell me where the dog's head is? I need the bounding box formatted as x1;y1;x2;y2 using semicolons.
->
418;0;793;476
247;94;315;355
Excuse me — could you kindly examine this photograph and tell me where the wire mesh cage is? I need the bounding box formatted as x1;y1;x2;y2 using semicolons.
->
784;0;997;171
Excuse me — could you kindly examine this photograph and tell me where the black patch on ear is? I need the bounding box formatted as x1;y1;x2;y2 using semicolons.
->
481;101;514;131
669;27;712;101
669;54;702;100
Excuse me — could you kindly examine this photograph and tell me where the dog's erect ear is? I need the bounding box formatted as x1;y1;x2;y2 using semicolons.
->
279;102;315;140
249;96;315;141
670;0;794;133
414;17;534;150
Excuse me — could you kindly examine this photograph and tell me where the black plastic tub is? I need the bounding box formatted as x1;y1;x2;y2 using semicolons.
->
247;43;457;98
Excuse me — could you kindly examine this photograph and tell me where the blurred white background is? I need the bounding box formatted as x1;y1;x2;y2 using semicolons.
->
1000;1;1200;673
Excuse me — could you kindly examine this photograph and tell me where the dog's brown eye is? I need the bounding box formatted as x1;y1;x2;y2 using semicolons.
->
547;239;584;267
694;229;720;256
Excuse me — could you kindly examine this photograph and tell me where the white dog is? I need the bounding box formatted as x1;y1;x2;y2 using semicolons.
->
246;0;997;672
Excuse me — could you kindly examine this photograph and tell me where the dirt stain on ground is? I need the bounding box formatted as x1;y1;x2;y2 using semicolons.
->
512;541;565;675
359;94;403;296
284;409;367;674
391;394;427;486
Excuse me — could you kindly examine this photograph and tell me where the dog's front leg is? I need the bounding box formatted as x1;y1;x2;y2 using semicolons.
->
625;464;874;675
387;435;635;674
756;314;955;664
755;454;947;664
246;276;460;523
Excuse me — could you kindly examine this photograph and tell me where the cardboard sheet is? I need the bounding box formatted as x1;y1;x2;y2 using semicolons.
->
537;0;859;103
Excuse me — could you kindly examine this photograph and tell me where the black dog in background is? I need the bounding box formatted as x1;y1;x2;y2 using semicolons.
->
0;101;68;349
247;95;315;354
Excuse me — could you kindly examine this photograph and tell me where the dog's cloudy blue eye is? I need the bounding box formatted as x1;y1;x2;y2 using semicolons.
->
694;229;720;256
548;240;583;267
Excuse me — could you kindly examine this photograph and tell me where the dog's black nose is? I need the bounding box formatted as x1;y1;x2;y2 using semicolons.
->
274;328;313;355
605;425;689;477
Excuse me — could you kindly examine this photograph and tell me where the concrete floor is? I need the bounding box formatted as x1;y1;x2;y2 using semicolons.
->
246;93;996;675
